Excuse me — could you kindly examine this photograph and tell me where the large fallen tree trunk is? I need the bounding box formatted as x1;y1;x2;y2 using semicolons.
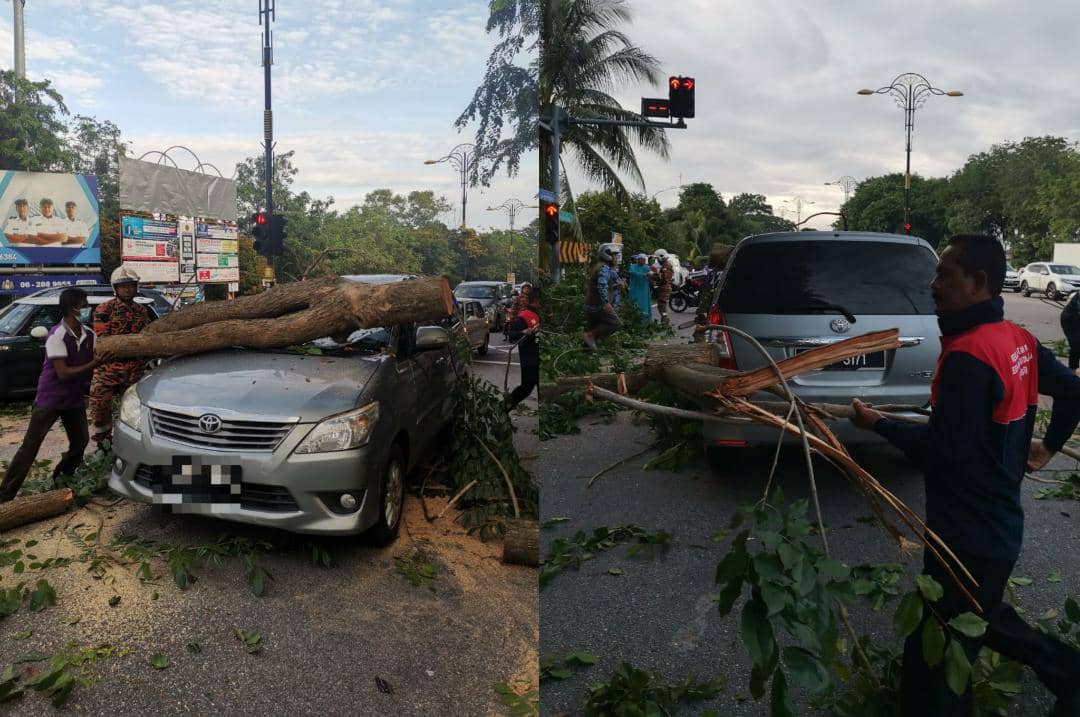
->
99;276;454;359
0;488;74;532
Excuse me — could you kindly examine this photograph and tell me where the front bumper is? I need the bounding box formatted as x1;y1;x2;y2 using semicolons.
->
107;416;388;536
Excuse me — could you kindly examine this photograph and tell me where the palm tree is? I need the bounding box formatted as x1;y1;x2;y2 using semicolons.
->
541;0;671;205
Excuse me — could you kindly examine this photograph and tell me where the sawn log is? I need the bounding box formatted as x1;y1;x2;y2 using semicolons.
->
502;518;540;567
0;488;74;532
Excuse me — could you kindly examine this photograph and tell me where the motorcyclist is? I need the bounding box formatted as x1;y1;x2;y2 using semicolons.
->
582;243;624;350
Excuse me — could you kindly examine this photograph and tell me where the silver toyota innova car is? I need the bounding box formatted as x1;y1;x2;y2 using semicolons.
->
108;274;459;545
703;231;941;450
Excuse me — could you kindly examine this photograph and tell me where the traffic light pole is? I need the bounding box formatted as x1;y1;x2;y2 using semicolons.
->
259;0;275;266
543;107;688;281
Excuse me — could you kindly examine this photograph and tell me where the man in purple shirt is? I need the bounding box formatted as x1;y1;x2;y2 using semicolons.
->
0;288;112;502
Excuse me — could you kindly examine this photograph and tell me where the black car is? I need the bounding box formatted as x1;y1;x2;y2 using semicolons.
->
22;284;175;318
0;294;161;400
453;281;513;331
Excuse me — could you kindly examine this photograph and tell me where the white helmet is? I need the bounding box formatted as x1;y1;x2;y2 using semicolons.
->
599;243;622;263
110;266;140;286
654;248;670;262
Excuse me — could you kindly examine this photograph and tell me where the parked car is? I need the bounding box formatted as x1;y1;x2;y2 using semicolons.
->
703;231;940;450
458;300;490;355
0;294;161;400
453;281;513;331
1004;263;1021;292
108;274;461;545
1018;262;1080;299
23;284;175;318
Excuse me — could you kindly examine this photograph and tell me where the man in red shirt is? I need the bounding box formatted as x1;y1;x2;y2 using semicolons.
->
505;287;540;411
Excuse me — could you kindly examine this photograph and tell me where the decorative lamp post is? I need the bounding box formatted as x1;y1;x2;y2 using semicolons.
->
824;176;858;204
857;73;963;228
486;198;535;281
424;143;476;229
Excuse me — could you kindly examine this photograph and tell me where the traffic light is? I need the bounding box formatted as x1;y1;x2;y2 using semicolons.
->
251;212;270;256
903;222;912;234
269;214;286;255
668;76;695;118
641;97;671;119
541;200;559;245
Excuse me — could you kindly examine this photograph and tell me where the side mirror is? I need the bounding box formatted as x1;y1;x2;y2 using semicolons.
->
30;326;49;340
415;326;449;351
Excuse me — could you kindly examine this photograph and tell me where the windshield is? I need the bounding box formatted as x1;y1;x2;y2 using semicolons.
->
1050;265;1080;275
1006;263;1016;272
719;240;938;315
308;327;391;355
455;286;496;299
0;303;35;335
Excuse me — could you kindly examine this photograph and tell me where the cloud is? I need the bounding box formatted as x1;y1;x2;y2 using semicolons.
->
563;0;1080;227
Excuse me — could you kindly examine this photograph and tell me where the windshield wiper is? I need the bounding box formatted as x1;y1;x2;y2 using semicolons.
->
790;301;856;324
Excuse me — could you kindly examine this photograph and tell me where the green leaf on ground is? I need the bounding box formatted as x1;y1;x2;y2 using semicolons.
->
894;592;924;638
1008;576;1033;587
916;574;944;602
740;595;776;669
944;640;972;695
108;595;121;607
187;643;202;654
921;618;946;667
150;653;169;670
13;630;31;639
540;650;597;680
948;612;988;638
607;567;624;575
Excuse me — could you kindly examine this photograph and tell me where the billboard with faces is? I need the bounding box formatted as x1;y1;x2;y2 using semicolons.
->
0;170;100;265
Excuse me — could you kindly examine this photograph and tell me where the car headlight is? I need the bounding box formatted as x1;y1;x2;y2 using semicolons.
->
294;402;379;454
119;384;142;431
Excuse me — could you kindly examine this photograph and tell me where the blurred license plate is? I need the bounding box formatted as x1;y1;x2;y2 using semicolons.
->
795;349;885;371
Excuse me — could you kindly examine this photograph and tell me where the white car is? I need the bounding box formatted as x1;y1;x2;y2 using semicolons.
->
1018;262;1080;299
1004;263;1021;292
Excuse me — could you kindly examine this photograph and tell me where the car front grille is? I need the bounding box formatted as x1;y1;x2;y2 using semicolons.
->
132;464;300;513
149;407;294;452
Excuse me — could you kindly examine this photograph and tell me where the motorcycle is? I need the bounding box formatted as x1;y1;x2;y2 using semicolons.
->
669;275;705;313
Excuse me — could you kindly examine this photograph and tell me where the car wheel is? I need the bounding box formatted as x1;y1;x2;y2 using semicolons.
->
670;294;688;313
478;333;489;356
366;444;405;547
1021;281;1030;297
1047;283;1059;300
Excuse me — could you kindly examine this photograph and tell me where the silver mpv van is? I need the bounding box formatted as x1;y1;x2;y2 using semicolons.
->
704;231;941;449
108;275;459;545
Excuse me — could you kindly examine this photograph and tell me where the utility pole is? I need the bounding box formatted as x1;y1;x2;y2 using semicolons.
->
259;0;275;265
13;0;26;78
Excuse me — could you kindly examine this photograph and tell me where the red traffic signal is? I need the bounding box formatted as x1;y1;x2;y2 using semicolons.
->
255;212;268;225
668;75;695;118
903;222;912;233
641;97;671;119
540;200;559;244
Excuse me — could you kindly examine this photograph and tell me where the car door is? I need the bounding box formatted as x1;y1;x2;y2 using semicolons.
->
463;301;486;350
1035;264;1050;291
10;306;63;396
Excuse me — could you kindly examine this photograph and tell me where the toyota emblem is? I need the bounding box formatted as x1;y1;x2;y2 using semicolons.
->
198;414;223;433
830;318;851;334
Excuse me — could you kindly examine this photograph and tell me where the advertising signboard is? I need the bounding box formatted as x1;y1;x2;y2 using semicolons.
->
0;171;100;265
120;214;180;284
0;274;102;296
195;220;239;283
178;217;196;282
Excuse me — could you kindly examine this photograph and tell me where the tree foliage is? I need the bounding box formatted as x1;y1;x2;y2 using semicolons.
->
0;71;72;172
539;0;670;203
455;0;539;185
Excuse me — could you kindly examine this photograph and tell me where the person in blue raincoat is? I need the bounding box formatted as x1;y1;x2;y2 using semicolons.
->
627;253;652;325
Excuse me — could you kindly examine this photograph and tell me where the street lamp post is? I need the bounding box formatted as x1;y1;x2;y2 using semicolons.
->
783;196;814;226
486;198;535;282
858;73;963;228
824;176;858;204
424;143;476;229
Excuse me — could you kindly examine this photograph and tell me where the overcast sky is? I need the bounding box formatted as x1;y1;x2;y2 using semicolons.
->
566;0;1080;229
0;0;537;231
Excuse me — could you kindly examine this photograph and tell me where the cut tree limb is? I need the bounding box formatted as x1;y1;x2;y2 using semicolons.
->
711;329;903;398
99;276;454;359
502;518;539;566
0;488;74;531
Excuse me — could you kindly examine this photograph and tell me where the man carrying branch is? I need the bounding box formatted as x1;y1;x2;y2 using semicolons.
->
851;234;1080;715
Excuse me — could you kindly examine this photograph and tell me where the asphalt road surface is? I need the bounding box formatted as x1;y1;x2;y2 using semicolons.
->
539;292;1080;716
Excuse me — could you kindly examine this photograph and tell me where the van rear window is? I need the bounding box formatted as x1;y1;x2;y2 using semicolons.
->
719;240;938;315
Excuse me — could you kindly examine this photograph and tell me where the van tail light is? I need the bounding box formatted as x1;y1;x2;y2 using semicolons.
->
710;307;737;370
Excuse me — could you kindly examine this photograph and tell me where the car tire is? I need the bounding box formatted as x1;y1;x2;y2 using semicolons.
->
670;294;688;313
1047;283;1059;300
478;333;489;356
366;444;405;547
1021;281;1030;297
1013;287;1021;293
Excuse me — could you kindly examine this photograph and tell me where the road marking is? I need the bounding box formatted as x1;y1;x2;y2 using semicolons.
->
473;360;520;367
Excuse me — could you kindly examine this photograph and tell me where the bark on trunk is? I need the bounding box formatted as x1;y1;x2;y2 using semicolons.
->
502;518;539;567
0;488;74;532
642;342;719;376
100;276;454;359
